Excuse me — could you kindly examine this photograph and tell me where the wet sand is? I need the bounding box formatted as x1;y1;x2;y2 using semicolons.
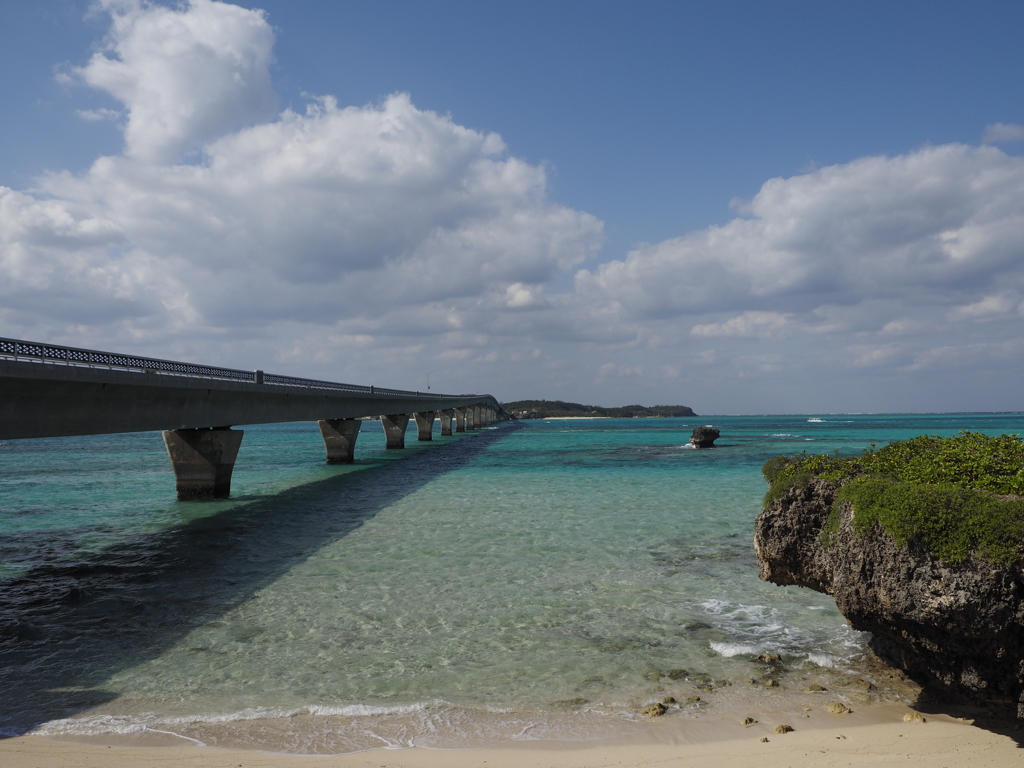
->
2;703;1021;768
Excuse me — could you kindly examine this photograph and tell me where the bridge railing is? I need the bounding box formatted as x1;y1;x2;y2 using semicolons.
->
0;337;472;400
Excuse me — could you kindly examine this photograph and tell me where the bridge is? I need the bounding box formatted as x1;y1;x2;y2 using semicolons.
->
0;337;507;500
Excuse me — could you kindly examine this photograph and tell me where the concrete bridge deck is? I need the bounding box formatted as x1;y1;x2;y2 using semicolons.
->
0;337;507;499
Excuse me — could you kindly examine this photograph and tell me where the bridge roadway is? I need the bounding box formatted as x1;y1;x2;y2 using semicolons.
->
0;337;507;500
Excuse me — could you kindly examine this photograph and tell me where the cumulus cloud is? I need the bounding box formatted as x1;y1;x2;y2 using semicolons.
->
5;0;1024;410
2;0;601;367
560;144;1024;408
983;122;1024;145
74;0;277;163
576;144;1024;331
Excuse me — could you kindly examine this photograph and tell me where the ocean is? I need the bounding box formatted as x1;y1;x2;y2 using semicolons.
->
2;413;1023;752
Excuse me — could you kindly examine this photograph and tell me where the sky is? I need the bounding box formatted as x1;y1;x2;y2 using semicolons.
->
2;0;1024;414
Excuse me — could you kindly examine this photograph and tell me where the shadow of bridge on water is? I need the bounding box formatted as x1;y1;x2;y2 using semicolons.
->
0;422;523;736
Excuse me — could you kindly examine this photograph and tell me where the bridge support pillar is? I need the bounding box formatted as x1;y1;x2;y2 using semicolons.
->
455;408;466;432
472;404;482;429
381;413;411;449
318;418;361;463
465;406;476;430
439;409;454;436
162;427;243;500
414;411;435;441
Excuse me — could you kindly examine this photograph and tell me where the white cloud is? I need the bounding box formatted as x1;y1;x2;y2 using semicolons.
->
907;338;1024;371
555;144;1024;409
6;0;1024;412
504;282;546;308
948;292;1020;320
575;144;1024;327
691;311;792;338
983;122;1024;145
76;107;122;122
75;0;277;163
879;318;928;336
2;0;601;361
842;343;910;369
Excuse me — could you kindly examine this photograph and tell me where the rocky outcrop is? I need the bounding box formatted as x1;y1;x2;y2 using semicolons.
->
755;478;1024;717
690;426;720;448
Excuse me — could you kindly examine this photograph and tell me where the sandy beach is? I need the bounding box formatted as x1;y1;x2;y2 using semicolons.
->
2;704;1021;768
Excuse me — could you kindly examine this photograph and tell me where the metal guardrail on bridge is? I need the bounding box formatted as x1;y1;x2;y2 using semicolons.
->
0;337;464;399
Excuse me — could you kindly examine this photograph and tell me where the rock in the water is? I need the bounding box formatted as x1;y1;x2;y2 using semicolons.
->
641;702;668;717
755;477;1024;718
827;702;852;714
690;426;720;448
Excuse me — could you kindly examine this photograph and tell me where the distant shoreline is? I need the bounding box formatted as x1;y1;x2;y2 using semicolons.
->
541;416;609;420
505;400;697;420
537;415;695;420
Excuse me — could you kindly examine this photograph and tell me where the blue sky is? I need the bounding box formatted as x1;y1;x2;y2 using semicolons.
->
2;1;1024;413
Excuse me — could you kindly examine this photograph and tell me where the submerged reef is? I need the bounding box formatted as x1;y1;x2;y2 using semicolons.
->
755;432;1024;718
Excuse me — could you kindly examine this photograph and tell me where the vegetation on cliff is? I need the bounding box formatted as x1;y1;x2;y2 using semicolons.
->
763;432;1024;565
503;400;696;419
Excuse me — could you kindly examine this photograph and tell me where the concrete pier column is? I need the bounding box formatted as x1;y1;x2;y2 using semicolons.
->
465;406;476;430
318;418;361;463
381;413;411;449
162;427;244;500
472;404;482;429
455;408;466;432
414;411;436;441
439;409;455;436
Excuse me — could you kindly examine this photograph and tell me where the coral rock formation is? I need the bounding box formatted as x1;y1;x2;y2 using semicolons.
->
690;426;720;448
755;478;1024;718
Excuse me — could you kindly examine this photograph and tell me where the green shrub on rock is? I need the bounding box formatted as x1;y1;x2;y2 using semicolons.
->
763;431;1024;566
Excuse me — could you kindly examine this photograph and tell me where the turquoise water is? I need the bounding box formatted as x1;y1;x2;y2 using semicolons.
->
2;413;1023;751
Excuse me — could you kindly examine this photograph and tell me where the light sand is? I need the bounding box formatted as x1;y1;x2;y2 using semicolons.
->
2;705;1021;768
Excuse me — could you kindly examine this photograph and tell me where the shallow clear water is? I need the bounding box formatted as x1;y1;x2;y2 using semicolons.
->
2;413;1023;750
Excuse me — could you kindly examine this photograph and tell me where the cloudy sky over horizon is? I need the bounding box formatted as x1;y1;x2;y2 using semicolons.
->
3;0;1024;413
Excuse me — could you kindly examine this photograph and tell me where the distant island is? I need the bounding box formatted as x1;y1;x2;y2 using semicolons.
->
503;400;697;419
